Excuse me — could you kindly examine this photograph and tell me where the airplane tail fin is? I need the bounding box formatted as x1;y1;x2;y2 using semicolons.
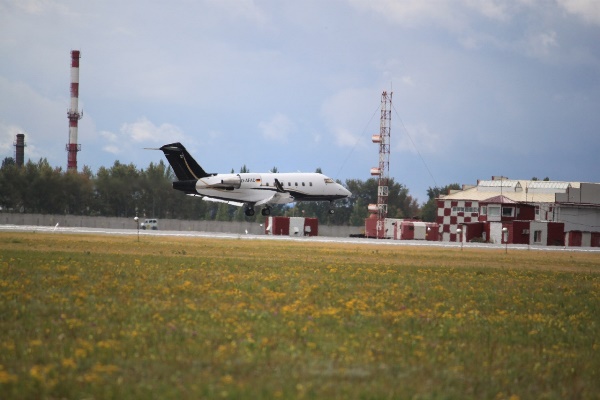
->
159;143;210;180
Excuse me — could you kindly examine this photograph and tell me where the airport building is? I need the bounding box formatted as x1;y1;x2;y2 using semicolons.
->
436;177;600;247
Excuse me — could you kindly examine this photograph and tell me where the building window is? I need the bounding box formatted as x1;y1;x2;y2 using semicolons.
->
481;206;487;215
451;206;478;215
502;207;514;217
488;206;500;217
534;230;542;243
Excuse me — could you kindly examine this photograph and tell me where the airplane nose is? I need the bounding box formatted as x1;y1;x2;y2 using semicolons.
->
341;186;351;197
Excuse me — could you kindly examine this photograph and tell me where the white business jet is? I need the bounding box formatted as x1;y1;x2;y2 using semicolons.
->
157;143;351;217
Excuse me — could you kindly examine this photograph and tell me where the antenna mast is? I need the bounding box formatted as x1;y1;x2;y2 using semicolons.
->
369;91;392;238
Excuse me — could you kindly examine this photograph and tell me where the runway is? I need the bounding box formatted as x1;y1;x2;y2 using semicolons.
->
2;224;599;253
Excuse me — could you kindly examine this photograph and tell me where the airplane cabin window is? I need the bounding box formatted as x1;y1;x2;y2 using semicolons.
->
302;182;305;186
310;182;313;186
295;182;298;186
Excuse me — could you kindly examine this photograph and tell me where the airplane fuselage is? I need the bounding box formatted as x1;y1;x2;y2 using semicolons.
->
193;172;349;205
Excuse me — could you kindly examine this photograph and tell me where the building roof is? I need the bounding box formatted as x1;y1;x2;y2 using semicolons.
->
440;179;582;204
480;195;517;204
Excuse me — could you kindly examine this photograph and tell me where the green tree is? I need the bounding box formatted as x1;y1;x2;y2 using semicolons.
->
94;161;141;217
0;158;22;211
63;168;95;215
344;178;418;224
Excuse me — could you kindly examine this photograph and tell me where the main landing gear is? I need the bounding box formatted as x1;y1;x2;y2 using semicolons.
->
244;206;271;217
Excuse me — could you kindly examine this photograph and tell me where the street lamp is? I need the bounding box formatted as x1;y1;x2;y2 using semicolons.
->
502;227;508;253
134;216;140;242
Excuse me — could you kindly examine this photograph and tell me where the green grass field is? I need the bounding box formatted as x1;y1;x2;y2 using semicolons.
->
1;232;599;399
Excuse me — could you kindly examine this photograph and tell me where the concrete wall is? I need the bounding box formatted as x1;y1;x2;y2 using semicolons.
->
0;213;362;238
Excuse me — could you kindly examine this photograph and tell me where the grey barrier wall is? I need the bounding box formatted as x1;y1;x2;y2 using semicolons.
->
0;213;362;238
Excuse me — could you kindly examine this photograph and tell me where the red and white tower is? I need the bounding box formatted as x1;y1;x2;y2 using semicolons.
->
368;91;392;238
66;50;82;171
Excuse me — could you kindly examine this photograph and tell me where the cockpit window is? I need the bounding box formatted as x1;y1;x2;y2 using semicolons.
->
324;178;334;184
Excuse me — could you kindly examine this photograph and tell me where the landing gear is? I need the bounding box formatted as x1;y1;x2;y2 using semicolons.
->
244;207;255;217
261;206;271;216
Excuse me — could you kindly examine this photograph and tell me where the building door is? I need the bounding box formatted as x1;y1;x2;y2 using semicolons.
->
490;222;503;244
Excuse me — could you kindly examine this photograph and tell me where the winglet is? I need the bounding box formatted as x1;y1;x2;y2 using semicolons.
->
274;178;286;193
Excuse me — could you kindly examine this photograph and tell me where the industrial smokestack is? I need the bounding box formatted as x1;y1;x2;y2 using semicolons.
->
14;133;25;167
66;50;82;171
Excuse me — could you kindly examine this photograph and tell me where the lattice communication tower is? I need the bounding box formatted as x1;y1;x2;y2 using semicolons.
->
369;91;392;237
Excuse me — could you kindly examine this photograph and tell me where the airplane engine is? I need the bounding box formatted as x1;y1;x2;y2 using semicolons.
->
197;175;241;189
220;176;242;188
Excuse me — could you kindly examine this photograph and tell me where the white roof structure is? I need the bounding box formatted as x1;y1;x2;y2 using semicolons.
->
440;179;581;204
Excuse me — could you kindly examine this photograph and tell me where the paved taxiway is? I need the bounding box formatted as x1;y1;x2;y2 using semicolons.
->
1;224;599;253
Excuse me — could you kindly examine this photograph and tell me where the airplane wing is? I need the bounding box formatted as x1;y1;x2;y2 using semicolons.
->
255;190;294;207
199;196;246;207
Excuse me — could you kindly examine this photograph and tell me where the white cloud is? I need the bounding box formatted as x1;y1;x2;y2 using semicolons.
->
97;118;187;156
120;117;185;144
321;87;379;148
464;0;510;22
258;113;294;142
331;127;360;147
0;122;25;162
401;75;415;87
347;0;458;28
206;0;268;26
395;123;442;155
100;130;117;142
102;144;120;155
557;0;600;25
521;30;559;60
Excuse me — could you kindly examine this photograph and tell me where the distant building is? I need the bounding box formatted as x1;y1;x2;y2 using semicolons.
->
436;177;600;247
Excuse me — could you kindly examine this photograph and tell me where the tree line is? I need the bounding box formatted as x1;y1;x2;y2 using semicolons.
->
0;156;458;225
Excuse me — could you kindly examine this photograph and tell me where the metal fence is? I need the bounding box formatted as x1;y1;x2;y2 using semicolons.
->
0;213;362;238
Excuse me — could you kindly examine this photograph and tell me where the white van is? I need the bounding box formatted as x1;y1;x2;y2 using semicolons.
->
140;218;158;230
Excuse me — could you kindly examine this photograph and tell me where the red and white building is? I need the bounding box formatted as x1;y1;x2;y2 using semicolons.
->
436;177;600;247
365;216;439;241
265;216;318;237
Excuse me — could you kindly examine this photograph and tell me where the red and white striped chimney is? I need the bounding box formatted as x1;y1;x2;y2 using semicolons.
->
66;50;82;171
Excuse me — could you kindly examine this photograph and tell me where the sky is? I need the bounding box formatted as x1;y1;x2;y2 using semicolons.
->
1;0;599;202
